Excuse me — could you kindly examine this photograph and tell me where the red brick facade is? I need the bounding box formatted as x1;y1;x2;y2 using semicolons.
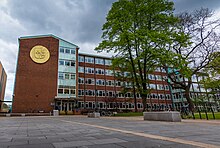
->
13;37;59;113
0;62;7;111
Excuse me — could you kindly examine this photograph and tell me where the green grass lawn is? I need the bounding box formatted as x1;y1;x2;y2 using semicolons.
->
113;111;220;119
193;112;220;120
114;112;143;117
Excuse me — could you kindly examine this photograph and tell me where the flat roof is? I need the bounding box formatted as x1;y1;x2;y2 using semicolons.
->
78;52;112;59
19;34;79;48
19;34;113;59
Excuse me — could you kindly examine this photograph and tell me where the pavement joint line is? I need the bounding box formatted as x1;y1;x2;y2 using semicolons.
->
59;119;219;148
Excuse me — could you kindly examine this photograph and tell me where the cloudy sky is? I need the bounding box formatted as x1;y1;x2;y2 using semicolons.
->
1;0;220;102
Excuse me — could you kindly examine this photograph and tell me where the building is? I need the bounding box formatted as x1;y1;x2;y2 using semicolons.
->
0;61;7;112
169;73;220;111
12;34;173;113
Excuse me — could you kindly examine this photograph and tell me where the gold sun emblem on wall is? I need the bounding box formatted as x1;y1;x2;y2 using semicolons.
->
30;45;50;64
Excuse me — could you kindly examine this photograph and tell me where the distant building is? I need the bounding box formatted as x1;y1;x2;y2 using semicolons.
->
12;35;173;113
0;61;7;112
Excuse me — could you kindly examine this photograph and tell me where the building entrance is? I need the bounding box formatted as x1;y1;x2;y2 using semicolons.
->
55;99;77;112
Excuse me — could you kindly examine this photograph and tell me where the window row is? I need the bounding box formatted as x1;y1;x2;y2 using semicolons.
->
77;101;172;110
78;89;171;99
58;72;75;80
78;67;114;76
78;78;169;90
78;56;112;65
58;88;76;95
59;60;75;67
78;78;122;86
59;47;75;54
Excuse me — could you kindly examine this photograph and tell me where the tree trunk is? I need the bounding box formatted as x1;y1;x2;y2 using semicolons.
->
142;95;147;112
185;87;194;112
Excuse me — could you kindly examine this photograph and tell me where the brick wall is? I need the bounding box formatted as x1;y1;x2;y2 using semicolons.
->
12;37;59;113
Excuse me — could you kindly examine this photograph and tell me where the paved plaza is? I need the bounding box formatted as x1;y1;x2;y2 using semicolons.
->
0;116;220;148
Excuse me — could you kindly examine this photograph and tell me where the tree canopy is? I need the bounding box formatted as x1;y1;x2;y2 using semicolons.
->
96;0;188;111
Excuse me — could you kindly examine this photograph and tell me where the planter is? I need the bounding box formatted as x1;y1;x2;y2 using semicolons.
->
88;112;100;118
143;111;181;122
59;111;66;115
67;111;73;115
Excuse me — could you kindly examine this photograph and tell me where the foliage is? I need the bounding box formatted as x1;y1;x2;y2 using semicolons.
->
96;0;186;111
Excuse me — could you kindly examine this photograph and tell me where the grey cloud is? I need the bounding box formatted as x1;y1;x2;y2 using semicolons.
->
173;0;220;13
7;0;115;45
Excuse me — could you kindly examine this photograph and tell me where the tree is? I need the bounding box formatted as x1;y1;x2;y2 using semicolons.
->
162;8;220;112
96;0;186;111
202;52;220;90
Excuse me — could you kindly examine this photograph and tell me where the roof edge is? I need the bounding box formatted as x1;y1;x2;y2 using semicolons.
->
19;34;79;48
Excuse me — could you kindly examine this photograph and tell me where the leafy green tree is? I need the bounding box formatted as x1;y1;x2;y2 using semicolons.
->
96;0;186;111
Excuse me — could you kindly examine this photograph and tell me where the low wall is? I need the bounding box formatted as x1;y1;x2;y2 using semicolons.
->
0;113;51;117
143;111;181;122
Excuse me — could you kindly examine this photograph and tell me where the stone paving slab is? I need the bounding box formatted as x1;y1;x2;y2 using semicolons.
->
0;116;219;148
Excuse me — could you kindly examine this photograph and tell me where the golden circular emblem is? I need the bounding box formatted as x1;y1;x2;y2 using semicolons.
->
30;45;50;64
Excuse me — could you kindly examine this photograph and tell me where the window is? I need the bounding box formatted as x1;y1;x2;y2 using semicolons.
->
65;49;70;54
85;57;94;63
65;61;70;66
71;49;75;54
96;68;104;75
58;89;63;94
70;74;75;79
78;90;84;96
95;58;104;65
105;59;112;65
106;70;113;76
71;61;75;67
59;60;64;66
78;67;84;73
78;78;84;84
86;78;94;85
96;79;104;85
60;48;64;53
85;67;94;74
65;73;69;79
70;89;75;95
58;72;64;79
64;89;69;94
79;56;84;62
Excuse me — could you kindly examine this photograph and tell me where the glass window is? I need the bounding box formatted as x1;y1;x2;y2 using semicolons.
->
70;89;75;95
78;78;84;84
95;58;104;65
78;67;84;73
58;89;63;94
65;73;69;79
64;89;69;94
85;57;94;63
79;56;84;62
71;49;75;54
60;48;64;53
65;49;70;54
65;61;70;66
71;61;75;67
59;60;64;66
58;72;64;79
105;59;112;65
70;74;75;79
